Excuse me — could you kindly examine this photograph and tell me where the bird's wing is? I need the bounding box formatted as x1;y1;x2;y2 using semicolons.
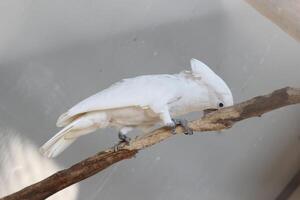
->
57;74;183;127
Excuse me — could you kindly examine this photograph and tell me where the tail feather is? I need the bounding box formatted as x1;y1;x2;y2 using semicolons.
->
40;124;76;158
41;126;99;158
40;136;76;158
40;111;109;158
56;112;83;127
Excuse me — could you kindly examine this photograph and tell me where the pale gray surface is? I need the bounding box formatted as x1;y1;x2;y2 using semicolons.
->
0;0;300;199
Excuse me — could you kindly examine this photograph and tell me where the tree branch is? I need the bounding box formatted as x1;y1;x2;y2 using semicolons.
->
1;87;300;200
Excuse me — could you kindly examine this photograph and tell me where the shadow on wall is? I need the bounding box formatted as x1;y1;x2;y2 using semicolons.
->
0;129;79;199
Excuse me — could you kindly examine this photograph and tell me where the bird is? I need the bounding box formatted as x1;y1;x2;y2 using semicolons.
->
0;131;79;199
40;58;233;158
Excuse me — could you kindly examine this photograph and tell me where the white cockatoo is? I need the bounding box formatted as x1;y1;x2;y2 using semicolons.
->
40;58;233;158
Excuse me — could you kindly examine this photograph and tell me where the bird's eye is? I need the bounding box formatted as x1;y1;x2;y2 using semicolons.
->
218;102;224;108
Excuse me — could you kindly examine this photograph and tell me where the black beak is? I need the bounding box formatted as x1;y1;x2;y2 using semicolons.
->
203;108;218;116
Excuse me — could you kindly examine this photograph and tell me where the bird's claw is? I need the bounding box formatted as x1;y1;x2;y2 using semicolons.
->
114;132;131;152
165;122;177;135
114;140;131;152
167;118;193;135
119;134;131;143
113;142;127;152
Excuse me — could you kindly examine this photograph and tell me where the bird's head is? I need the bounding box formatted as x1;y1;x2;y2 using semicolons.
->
190;58;234;110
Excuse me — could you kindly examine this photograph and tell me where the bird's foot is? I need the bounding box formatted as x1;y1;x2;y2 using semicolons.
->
118;132;131;143
165;121;177;135
113;132;131;152
171;118;193;135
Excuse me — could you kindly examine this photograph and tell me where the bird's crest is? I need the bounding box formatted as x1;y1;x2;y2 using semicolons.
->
190;58;216;79
189;58;233;106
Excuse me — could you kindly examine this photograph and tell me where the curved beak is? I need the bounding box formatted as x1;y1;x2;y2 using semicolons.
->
203;108;218;116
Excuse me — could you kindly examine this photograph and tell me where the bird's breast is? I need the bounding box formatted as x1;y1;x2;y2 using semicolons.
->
108;106;159;127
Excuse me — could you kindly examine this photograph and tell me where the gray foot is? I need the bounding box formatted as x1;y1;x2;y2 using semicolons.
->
165;121;177;135
113;142;123;152
172;118;193;135
118;132;131;143
114;131;132;152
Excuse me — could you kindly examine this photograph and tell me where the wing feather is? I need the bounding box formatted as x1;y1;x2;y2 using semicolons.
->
57;74;183;127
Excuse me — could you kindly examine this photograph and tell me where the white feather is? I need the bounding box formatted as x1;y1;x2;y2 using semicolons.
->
39;125;76;158
190;58;215;77
57;74;185;127
41;111;108;158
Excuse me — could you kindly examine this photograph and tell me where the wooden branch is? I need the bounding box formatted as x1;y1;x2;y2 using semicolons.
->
2;87;300;200
275;168;300;200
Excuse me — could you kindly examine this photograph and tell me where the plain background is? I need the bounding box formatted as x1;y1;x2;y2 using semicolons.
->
0;0;299;199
